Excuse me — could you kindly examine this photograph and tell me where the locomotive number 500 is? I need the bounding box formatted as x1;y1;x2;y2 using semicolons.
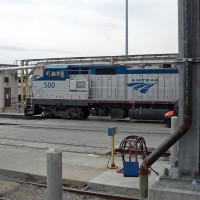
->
44;82;55;88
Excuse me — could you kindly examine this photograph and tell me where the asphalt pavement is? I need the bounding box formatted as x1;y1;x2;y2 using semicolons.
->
0;114;171;198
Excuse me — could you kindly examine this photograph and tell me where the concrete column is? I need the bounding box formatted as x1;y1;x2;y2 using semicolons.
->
47;148;63;200
178;0;200;176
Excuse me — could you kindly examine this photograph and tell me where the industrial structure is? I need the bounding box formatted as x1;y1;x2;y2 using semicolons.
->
0;64;18;112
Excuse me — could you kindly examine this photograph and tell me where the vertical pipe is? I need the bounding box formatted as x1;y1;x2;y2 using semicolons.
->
47;148;63;200
170;116;179;167
125;0;128;56
110;57;114;65
20;61;24;108
139;174;148;200
111;135;116;168
25;69;29;98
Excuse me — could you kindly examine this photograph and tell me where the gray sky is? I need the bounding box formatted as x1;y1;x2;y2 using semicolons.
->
0;0;178;64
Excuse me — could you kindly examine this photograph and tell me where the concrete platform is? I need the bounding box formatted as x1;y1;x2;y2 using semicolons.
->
87;159;168;197
0;114;199;199
0;142;169;198
149;179;200;200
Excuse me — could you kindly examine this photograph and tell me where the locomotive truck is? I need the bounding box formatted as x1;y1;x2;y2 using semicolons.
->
24;64;178;120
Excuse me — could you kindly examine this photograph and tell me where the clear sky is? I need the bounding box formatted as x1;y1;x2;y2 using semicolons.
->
0;0;178;64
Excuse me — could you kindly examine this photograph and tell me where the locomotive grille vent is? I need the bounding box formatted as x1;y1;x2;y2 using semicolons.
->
77;81;86;88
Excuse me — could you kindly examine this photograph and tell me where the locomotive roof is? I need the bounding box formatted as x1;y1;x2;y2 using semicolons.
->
45;64;69;69
127;67;178;74
44;64;178;74
44;64;128;68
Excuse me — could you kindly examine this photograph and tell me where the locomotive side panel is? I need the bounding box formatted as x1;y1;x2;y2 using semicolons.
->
91;75;127;100
117;75;126;99
107;75;112;99
32;80;67;98
93;75;101;99
111;75;118;100
107;75;118;100
127;73;159;100
167;74;179;100
157;73;165;100
126;70;178;101
66;75;90;99
157;73;179;100
102;76;108;99
147;73;158;100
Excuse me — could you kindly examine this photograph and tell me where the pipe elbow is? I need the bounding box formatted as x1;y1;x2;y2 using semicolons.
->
139;116;192;176
180;116;192;133
139;160;149;175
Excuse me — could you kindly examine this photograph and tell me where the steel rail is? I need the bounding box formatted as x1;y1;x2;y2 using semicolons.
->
0;136;170;158
0;176;139;200
0;114;169;136
0;136;107;149
0;142;107;156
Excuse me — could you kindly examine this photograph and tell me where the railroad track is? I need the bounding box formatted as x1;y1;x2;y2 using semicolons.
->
0;113;43;120
0;176;139;200
0;113;164;124
0;137;170;158
0;113;169;135
0;137;109;155
0;121;169;136
0;114;170;157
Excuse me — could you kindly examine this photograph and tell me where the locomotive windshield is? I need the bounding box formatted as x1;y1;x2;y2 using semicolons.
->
45;70;65;79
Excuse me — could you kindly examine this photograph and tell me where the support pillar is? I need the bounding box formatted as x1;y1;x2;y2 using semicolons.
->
178;0;200;177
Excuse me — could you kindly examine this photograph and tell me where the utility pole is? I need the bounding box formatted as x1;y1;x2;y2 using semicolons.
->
126;0;128;56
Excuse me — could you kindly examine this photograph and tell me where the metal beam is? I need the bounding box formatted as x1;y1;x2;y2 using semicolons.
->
0;65;40;72
0;54;179;73
15;53;178;67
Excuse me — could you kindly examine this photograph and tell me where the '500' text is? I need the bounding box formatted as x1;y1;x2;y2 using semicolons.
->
44;82;55;88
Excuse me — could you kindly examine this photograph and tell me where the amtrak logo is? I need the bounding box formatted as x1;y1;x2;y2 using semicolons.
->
127;82;157;94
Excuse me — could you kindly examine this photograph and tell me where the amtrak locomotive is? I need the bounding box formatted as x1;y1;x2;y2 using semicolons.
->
24;64;178;120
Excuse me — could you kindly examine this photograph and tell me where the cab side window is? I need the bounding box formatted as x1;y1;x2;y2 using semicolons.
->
45;70;50;78
44;70;65;79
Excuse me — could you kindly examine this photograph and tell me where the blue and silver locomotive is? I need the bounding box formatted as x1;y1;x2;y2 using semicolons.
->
24;64;178;120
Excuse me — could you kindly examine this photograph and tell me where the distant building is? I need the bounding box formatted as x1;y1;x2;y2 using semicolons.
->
0;65;18;112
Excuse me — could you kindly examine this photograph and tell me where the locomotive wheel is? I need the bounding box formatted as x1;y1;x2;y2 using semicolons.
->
24;109;31;116
82;108;90;119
